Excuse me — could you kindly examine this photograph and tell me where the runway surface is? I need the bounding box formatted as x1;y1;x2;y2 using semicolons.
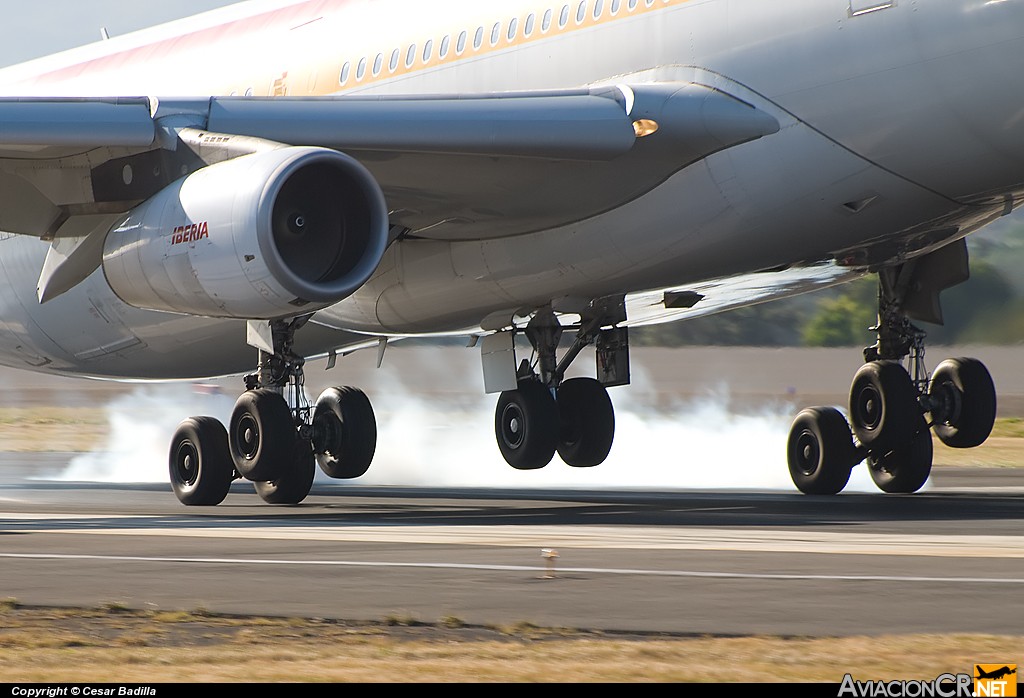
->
1;461;1022;637
0;347;1022;637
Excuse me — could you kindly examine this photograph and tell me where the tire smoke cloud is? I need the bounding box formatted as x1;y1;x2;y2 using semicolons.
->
53;347;886;493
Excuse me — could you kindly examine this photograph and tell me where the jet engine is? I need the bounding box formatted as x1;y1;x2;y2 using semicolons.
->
101;146;390;319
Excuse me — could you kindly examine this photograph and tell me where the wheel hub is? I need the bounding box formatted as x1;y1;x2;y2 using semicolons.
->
867;453;894;476
312;411;343;460
501;404;526;450
854;385;882;431
931;380;962;426
235;414;260;460
794;430;820;476
559;412;582;449
174;441;200;486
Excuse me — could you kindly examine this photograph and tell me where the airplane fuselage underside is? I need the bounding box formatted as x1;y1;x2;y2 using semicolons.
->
0;133;994;380
0;0;1019;384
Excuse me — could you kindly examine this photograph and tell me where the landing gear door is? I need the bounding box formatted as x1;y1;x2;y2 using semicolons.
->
596;327;630;388
481;331;518;394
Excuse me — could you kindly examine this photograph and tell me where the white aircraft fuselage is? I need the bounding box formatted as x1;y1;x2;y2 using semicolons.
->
0;0;1021;379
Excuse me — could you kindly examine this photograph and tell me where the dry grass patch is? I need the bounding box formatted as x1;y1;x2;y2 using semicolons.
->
933;437;1024;467
0;407;107;452
0;607;1018;682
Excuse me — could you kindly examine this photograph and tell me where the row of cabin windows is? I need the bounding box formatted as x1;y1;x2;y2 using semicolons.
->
338;0;662;85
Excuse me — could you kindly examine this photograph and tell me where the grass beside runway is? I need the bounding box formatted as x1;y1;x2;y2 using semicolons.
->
0;603;1019;682
0;407;106;452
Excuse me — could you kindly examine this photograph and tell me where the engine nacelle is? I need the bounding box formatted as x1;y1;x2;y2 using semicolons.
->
102;146;389;319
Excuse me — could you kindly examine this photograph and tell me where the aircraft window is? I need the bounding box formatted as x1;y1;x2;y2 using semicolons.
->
628;0;638;9
542;8;553;31
457;30;467;54
594;0;604;18
611;0;620;14
390;48;400;72
525;13;535;36
508;17;518;41
244;87;253;96
339;62;350;84
490;22;500;46
423;39;433;62
559;5;570;27
577;1;587;23
373;53;383;75
440;35;451;58
357;57;367;79
644;0;654;6
474;26;484;49
406;44;416;67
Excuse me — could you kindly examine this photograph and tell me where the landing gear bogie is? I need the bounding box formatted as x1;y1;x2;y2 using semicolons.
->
490;306;626;471
168;316;378;506
788;260;995;496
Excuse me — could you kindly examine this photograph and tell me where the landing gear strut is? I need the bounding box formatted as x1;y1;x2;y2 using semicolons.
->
491;304;628;471
787;260;996;495
168;316;378;506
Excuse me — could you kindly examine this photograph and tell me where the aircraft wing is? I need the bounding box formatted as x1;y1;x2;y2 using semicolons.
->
0;83;779;244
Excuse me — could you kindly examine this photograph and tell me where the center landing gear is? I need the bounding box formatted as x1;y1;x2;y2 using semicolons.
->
168;317;378;506
787;260;997;495
492;306;627;471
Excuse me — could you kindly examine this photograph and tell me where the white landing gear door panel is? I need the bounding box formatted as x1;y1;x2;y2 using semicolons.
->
481;331;518;394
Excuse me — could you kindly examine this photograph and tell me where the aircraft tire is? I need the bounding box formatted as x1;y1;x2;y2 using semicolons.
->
312;387;377;479
169;416;233;506
868;428;933;494
229;389;295;482
929;358;996;449
556;377;615;467
786;407;856;495
494;379;558;470
254;438;316;504
849;361;922;453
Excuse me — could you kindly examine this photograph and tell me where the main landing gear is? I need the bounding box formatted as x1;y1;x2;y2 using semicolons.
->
787;262;996;495
492;307;627;471
169;317;378;506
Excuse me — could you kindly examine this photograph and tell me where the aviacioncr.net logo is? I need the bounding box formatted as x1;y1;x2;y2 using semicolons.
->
974;665;1017;698
838;673;973;697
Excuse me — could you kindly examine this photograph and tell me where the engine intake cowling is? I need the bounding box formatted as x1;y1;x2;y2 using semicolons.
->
102;146;389;319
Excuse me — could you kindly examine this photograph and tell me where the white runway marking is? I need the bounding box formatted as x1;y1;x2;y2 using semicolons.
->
3;512;1024;557
0;551;1022;585
0;513;138;520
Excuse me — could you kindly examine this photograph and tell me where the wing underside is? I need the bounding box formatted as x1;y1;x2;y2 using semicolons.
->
0;83;778;240
0;83;779;307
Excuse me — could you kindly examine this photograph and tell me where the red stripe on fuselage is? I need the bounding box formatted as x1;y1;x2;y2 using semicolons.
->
24;0;342;90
